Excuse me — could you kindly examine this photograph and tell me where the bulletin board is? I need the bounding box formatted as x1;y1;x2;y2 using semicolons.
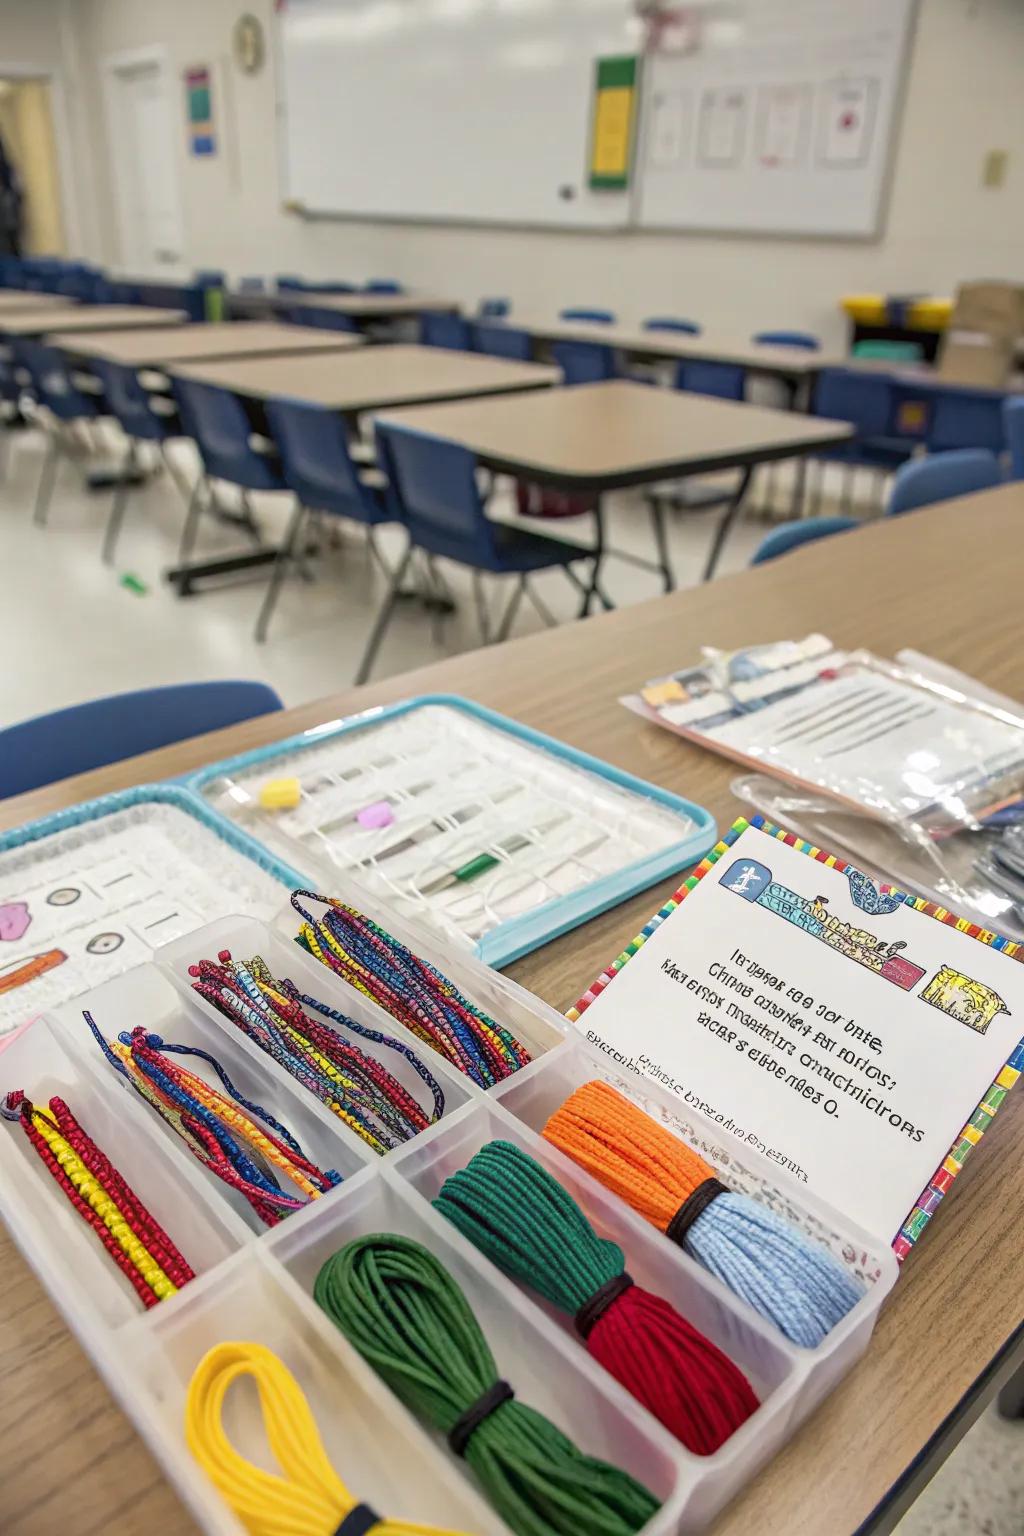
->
634;0;917;237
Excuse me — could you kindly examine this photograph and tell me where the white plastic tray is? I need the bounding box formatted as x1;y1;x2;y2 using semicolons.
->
0;911;898;1535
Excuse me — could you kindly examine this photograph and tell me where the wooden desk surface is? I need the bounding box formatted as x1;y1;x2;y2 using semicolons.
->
3;486;1024;1536
0;291;77;314
49;321;364;366
0;305;188;337
380;379;852;490
276;292;457;319
508;316;846;378
172;344;559;412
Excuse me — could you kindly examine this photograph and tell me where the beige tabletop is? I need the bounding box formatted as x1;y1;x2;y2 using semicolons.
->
0;291;78;314
1;485;1024;1535
276;292;458;319
49;321;364;366
0;305;188;337
172;344;559;412
506;315;845;379
379;379;852;489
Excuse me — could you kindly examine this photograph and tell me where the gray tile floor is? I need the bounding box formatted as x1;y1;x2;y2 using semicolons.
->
2;419;1021;1529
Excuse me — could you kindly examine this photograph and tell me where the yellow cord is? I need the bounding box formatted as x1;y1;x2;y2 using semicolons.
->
185;1341;471;1536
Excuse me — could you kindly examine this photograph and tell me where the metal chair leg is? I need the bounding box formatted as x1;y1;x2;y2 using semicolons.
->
579;499;613;615
523;576;556;627
101;442;137;565
176;474;208;566
33;435;62;526
355;546;413;685
495;575;527;642
254;500;307;643
647;496;676;592
840;463;855;516
472;570;491;644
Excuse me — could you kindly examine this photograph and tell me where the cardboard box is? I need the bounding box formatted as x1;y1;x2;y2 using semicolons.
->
938;280;1024;387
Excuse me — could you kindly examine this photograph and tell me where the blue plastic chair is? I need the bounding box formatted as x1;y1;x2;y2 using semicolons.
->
750;516;859;566
171;376;287;568
479;299;510;318
0;682;283;800
808;368;915;515
473;323;532;361
887;448;1002;517
752;330;821;351
644;317;701;335
365;280;402;293
420;312;474;351
551;340;617;385
14;339;100;525
1004;397;1024;480
257;397;398;642
284;305;358;332
676;360;745;399
90;357;187;565
560;308;615;324
925;388;1007;454
359;423;597;682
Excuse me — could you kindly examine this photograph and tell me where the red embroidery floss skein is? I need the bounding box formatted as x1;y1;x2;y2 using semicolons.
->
433;1139;759;1455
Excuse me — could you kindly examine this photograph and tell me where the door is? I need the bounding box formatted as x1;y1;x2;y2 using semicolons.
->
108;57;184;276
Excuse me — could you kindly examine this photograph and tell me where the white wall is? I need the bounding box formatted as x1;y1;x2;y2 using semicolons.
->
68;0;1024;344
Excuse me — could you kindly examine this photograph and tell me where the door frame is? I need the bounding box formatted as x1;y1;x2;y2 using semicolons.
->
101;44;186;277
0;59;82;255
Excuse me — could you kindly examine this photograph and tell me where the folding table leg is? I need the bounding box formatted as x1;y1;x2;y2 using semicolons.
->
355;546;414;685
701;464;755;581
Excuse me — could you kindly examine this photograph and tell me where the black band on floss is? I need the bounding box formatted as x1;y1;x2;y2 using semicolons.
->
334;1503;382;1536
448;1379;515;1457
666;1177;730;1246
575;1272;634;1339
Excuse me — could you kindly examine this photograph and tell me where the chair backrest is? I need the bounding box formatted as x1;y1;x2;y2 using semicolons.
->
752;330;821;350
887;448;1001;517
14;339;95;420
478;298;510;318
0;681;283;800
90;357;168;442
473;323;532;361
1004;396;1024;480
814;368;894;437
276;276;305;291
288;306;358;332
926;388;1007;453
643;317;701;335
751;516;859;565
551;339;616;386
365;280;402;293
420;312;474;351
266;397;382;524
172;376;284;490
676;360;746;400
559;308;615;324
377;421;498;566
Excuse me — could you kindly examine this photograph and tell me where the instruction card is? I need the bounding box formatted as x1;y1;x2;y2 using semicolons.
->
571;820;1024;1246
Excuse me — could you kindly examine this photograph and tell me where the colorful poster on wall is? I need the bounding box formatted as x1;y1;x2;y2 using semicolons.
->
589;56;640;191
185;65;216;156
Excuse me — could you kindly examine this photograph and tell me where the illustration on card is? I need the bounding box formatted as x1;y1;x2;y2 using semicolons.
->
920;965;1009;1035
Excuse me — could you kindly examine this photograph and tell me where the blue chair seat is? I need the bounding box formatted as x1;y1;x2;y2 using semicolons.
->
751;516;859;565
0;682;282;800
485;522;586;574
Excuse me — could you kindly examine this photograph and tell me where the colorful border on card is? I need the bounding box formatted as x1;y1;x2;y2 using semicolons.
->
567;815;1024;1259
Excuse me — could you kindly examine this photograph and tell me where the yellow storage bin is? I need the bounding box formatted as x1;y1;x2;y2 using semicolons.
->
840;294;951;331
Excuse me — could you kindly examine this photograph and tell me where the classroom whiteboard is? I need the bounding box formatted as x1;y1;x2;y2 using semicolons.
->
636;0;917;237
275;0;641;228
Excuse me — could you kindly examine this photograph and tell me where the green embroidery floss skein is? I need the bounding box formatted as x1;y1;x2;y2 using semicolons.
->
313;1233;661;1536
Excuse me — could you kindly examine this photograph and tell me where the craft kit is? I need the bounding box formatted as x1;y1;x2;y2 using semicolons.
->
188;696;716;965
0;872;896;1535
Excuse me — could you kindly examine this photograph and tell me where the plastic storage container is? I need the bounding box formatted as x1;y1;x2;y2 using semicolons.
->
0;904;898;1535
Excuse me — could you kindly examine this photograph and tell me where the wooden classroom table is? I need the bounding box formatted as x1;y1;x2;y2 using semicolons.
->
49;320;365;367
0;304;188;337
506;315;845;396
379;379;852;586
164;346;560;596
1;487;1023;1536
0;290;78;314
